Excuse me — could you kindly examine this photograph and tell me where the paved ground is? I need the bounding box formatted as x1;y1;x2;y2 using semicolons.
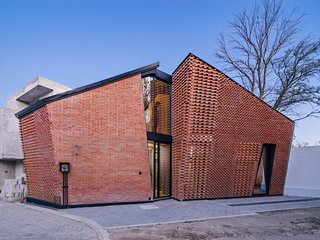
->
2;196;320;239
61;196;320;229
62;199;254;229
0;199;98;240
108;207;320;240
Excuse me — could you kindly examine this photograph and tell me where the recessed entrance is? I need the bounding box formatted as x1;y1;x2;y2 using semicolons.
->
148;141;171;199
253;144;276;195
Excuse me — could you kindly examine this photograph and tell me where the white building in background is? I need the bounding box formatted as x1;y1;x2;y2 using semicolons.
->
0;76;70;194
285;146;320;198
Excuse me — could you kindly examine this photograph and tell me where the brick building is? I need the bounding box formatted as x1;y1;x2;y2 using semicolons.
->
16;53;294;207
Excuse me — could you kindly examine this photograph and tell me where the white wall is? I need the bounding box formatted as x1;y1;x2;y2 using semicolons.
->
285;146;320;197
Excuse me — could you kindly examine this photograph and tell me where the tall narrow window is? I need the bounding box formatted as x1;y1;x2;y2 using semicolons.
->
142;77;171;135
148;141;154;190
142;76;153;132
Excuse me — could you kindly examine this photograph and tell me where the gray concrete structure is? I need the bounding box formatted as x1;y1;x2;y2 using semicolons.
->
7;76;71;111
0;161;15;191
285;146;320;197
0;108;23;160
0;108;23;192
0;76;70;194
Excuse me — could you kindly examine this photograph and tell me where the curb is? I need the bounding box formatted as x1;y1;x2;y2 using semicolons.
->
15;202;109;240
106;212;256;229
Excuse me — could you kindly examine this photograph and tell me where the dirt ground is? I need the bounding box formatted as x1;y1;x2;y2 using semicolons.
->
108;207;320;240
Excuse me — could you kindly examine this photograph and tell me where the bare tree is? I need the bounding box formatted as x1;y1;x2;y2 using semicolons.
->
272;38;320;120
216;0;320;120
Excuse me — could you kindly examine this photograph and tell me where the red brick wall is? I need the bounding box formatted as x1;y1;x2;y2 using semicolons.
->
20;106;61;203
20;74;152;205
172;54;294;200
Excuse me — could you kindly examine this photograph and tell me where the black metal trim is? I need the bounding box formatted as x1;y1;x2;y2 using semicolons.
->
26;197;157;209
155;69;172;84
26;197;66;209
16;62;162;119
147;132;172;144
142;69;172;84
172;53;293;123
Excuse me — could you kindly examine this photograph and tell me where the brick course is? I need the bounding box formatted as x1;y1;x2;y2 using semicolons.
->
20;74;152;205
172;54;294;200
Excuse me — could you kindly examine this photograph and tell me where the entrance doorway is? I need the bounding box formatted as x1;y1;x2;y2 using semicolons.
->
253;144;276;195
148;141;171;199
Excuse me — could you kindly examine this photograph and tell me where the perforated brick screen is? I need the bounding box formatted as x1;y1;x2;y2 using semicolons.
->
172;54;294;200
20;106;61;204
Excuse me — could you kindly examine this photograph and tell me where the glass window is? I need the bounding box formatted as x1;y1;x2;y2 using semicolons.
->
142;77;171;135
142;77;153;132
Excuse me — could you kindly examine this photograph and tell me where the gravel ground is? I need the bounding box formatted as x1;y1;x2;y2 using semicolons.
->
108;207;320;240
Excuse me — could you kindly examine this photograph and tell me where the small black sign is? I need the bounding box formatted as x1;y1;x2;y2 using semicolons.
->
59;162;70;173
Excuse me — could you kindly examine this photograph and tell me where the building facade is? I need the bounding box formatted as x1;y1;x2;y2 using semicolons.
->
16;54;294;207
0;76;70;196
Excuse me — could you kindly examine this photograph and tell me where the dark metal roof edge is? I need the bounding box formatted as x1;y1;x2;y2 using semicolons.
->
156;69;172;83
16;62;160;118
174;53;294;123
141;69;172;84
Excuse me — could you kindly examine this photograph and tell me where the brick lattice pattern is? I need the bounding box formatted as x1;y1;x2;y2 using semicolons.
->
172;54;294;200
20;74;152;205
20;106;61;203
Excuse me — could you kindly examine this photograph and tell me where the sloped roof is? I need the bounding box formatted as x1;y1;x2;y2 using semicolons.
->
16;62;170;118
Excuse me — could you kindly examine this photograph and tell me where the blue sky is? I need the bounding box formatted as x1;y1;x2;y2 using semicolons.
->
1;0;319;144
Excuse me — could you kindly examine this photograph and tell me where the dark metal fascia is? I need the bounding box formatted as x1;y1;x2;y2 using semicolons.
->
147;132;172;143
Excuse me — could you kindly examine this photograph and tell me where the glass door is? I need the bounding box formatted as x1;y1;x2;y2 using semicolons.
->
148;141;171;199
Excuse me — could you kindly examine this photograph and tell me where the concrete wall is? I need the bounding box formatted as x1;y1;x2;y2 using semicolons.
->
1;76;70;194
15;160;24;179
285;146;320;197
0;108;23;160
0;161;16;192
7;76;71;111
